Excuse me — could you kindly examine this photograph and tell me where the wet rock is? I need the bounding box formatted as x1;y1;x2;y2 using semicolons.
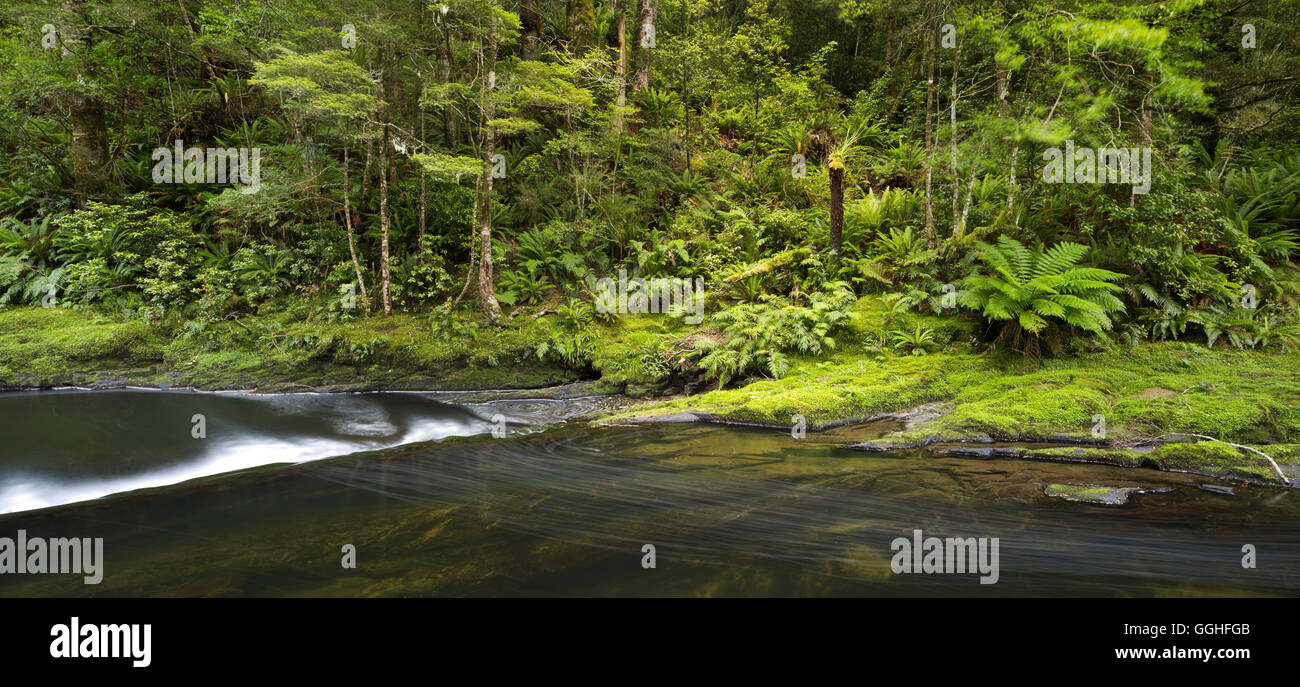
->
1044;433;1101;444
938;447;997;459
897;402;949;430
1197;484;1236;496
1044;483;1140;505
620;411;705;424
848;438;932;452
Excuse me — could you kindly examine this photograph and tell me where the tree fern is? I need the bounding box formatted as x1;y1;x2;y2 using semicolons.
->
958;237;1126;357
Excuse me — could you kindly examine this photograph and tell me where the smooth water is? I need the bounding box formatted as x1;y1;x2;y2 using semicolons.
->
0;389;505;513
1;391;1297;596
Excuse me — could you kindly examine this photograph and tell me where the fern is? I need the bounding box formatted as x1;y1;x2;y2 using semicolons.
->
695;287;854;387
958;237;1126;357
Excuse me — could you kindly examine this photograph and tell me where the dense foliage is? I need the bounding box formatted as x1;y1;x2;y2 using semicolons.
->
1;0;1298;386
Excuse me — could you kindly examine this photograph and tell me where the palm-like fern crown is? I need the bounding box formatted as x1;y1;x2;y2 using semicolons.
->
958;236;1126;334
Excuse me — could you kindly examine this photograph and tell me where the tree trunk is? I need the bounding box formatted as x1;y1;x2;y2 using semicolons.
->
378;129;393;315
343;144;370;311
884;9;894;66
69;91;110;201
950;39;960;236
829;164;844;262
361;138;373;209
1132;93;1152;207
958;163;977;237
478;156;502;324
437;31;459;148
634;0;655;91
451;175;481;309
419;111;427;255
477;44;503;324
614;12;627;133
1007;139;1018;212
521;0;541;60
680;2;690;175
923;0;937;246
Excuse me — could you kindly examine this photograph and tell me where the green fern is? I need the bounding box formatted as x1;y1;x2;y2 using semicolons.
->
957;237;1126;356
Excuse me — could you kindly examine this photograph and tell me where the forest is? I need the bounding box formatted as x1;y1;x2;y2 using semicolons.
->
1;0;1298;448
4;0;1300;606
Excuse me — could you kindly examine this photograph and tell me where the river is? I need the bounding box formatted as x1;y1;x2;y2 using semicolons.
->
1;390;1296;596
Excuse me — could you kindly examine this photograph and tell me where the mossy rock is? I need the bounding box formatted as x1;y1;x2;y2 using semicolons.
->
1148;441;1281;483
1044;484;1139;505
1021;446;1148;468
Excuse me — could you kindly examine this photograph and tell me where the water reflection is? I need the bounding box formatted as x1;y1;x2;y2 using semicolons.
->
1;420;1296;597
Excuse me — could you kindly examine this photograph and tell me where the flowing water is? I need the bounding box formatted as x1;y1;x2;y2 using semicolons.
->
1;390;1297;596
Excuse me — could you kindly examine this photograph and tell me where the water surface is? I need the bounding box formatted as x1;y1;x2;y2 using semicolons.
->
1;395;1296;597
0;389;499;513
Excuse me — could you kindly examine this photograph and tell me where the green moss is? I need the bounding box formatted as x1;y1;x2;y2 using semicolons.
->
609;339;1300;446
0;308;168;386
1022;446;1148;467
1148;441;1280;483
0;306;582;391
604;351;995;426
1043;484;1137;505
1254;443;1300;466
6;303;1300;457
1023;441;1285;484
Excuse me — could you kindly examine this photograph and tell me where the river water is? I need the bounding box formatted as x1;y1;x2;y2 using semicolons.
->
1;390;1296;596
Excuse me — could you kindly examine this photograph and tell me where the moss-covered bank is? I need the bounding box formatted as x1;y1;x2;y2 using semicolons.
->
5;301;1299;485
599;317;1300;484
0;306;586;391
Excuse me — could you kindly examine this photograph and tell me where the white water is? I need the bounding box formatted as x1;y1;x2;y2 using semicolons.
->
0;391;497;514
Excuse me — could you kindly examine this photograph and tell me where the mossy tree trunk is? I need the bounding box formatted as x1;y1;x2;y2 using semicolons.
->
70;91;110;201
477;43;502;324
635;0;655;91
829;163;844;262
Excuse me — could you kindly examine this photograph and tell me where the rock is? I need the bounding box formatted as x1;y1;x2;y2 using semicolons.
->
1197;484;1236;496
1043;483;1140;505
620;411;704;424
898;402;949;430
938;447;996;459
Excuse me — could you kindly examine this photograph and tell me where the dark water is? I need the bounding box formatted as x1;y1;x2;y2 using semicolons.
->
1;391;1298;596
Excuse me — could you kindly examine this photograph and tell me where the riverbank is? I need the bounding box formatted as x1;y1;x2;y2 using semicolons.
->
600;343;1300;485
5;302;1299;485
0;306;587;392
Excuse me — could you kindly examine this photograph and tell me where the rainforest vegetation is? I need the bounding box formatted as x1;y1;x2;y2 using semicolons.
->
1;0;1299;449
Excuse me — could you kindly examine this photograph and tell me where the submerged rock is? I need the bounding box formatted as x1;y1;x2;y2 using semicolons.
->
1197;484;1236;496
935;446;1022;460
619;411;707;424
1044;483;1143;505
